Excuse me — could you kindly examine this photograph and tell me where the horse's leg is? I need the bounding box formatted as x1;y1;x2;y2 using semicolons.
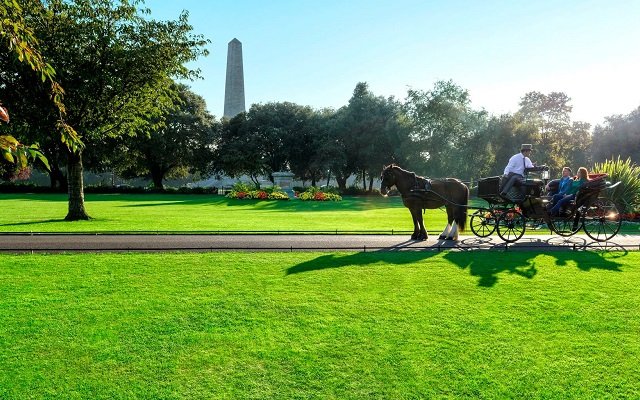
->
410;208;420;240
438;206;458;240
438;205;452;239
447;221;459;241
417;210;428;240
445;205;460;240
439;223;451;240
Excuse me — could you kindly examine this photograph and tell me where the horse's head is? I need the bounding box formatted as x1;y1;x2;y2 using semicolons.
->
380;164;397;196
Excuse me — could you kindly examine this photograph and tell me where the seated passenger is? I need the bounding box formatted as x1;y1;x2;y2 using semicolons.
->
550;167;589;216
549;167;573;206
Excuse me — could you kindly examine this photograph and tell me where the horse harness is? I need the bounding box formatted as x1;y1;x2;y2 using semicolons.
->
408;173;432;194
404;174;467;209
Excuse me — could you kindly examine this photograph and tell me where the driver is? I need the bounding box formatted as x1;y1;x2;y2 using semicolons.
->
500;144;535;198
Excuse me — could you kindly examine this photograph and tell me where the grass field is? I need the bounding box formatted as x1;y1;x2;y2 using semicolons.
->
1;193;638;235
0;193;412;233
1;251;639;399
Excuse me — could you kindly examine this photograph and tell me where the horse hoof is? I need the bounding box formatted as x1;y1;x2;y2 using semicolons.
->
446;236;456;241
411;235;418;240
438;235;447;240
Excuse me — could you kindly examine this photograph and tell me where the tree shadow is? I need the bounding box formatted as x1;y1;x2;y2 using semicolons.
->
285;248;441;275
286;246;627;288
0;219;67;228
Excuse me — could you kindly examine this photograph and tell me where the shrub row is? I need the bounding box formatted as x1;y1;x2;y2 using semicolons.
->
297;187;342;201
225;182;290;200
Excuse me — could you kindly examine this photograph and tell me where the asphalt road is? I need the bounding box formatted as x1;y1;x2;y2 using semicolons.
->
0;233;638;253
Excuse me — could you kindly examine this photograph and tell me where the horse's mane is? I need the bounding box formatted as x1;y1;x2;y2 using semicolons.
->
385;164;428;181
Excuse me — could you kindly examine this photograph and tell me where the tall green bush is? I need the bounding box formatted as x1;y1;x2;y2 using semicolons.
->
592;157;640;213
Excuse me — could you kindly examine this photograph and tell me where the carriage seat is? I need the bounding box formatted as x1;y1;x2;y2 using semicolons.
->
574;175;608;207
522;179;544;197
477;176;542;204
550;175;610;216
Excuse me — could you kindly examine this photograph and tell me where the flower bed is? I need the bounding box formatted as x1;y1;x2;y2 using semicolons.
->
297;187;342;201
225;182;289;200
621;212;640;222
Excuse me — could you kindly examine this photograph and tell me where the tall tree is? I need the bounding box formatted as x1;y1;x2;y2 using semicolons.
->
212;113;265;186
1;0;207;219
111;83;217;189
483;114;537;176
1;0;78;178
404;80;487;178
287;107;332;186
212;102;324;186
516;91;572;172
592;107;640;165
327;82;410;191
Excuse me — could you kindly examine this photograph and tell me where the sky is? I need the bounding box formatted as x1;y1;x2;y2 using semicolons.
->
145;0;640;127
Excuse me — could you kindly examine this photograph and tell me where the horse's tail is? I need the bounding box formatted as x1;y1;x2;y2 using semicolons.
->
456;181;469;232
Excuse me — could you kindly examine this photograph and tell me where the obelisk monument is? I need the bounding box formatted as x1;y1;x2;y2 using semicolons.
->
223;38;246;118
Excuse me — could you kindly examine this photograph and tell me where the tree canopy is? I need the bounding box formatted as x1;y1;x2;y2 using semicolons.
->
1;0;208;218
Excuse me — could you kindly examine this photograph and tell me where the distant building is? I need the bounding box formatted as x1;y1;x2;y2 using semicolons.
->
223;38;246;118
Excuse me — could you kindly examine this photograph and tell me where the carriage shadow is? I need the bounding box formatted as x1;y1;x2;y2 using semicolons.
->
286;245;626;287
443;248;625;287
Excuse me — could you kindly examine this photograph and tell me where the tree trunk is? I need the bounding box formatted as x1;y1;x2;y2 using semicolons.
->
336;175;347;191
65;151;90;220
362;170;366;189
151;167;164;189
368;176;374;192
48;164;67;192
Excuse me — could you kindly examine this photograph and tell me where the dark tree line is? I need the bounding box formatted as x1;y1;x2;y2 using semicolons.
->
206;82;633;190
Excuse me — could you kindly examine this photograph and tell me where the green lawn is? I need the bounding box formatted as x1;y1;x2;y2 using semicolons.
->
2;193;638;235
0;193;434;233
1;251;639;399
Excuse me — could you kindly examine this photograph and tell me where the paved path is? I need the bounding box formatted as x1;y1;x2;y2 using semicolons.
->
0;233;638;253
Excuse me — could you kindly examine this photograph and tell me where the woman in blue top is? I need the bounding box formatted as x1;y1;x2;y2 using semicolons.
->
550;167;589;216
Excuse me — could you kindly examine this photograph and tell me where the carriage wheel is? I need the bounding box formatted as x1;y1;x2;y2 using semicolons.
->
582;199;622;242
548;214;582;237
470;210;497;237
496;209;526;243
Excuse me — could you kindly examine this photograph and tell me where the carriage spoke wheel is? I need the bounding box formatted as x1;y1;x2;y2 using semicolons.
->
497;209;526;243
582;199;621;242
470;210;497;238
548;214;582;237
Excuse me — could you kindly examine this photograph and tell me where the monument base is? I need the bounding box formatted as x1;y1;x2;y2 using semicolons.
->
272;171;295;198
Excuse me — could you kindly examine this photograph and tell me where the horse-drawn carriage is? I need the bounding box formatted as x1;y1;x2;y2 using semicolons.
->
470;169;622;243
380;164;622;244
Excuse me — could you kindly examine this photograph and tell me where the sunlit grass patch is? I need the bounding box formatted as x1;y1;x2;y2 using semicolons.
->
1;251;639;398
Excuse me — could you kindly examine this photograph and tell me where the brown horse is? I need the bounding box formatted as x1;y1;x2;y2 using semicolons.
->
380;164;469;241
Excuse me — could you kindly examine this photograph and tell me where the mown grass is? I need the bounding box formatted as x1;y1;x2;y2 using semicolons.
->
1;251;639;399
2;193;638;235
0;193;431;233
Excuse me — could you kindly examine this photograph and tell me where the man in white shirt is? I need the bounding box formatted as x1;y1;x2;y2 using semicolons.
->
500;144;535;198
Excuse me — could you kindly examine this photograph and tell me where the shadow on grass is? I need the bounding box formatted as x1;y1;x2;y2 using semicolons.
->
286;248;627;287
0;219;67;228
0;193;400;212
